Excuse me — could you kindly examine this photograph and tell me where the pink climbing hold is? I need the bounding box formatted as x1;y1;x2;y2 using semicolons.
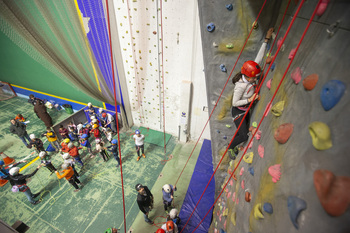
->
247;140;253;149
264;102;272;117
240;167;244;176
288;48;296;60
258;144;264;158
224;220;227;229
227;191;231;198
316;0;330;16
277;37;283;48
241;180;245;189
274;123;294;144
236;197;239;204
268;164;281;183
219;214;222;221
255;130;262;140
291;67;302;84
225;188;229;193
230;179;234;186
266;79;272;90
232;192;236;202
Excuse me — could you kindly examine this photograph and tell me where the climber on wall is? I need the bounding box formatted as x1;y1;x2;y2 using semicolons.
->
228;28;274;160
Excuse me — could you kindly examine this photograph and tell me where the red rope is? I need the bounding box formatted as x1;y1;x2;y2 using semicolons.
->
178;0;269;231
159;0;167;153
175;0;268;188
190;0;322;231
105;1;127;233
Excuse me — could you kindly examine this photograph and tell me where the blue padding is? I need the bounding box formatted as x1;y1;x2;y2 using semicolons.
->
179;139;215;233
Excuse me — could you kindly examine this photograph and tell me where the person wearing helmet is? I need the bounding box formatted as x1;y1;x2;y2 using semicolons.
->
84;102;97;120
135;183;154;224
104;227;118;233
133;129;146;161
8;164;42;205
38;151;56;173
55;163;82;192
68;126;79;142
107;139;120;167
229;28;274;160
101;112;117;133
44;127;60;152
90;124;101;142
80;134;92;154
96;141;109;162
62;153;80;178
15;113;26;122
59;125;69;139
60;138;71;153
67;142;84;166
0;160;26;180
156;229;166;233
167;208;181;225
9;118;31;146
161;220;178;233
27;134;45;152
162;184;177;213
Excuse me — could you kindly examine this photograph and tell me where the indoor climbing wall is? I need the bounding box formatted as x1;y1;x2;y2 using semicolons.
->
111;0;210;140
197;0;350;233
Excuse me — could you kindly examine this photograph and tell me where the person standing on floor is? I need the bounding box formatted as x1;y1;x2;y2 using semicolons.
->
135;183;154;224
133;130;146;161
55;163;83;192
34;100;53;128
162;184;177;213
62;153;80;178
38;151;56;174
0;160;27;180
9;165;42;205
27;134;45;153
101;112;117;133
59;125;69;139
107;139;120;167
28;94;43;106
9;119;31;146
96;141;109;162
161;221;178;233
67;142;84;167
44;127;60;152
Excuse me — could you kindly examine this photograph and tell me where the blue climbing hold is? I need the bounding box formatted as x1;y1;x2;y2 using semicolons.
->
248;167;254;176
263;202;273;214
217;130;220;133
287;196;307;229
271;63;276;71
220;64;227;72
220;229;226;233
320;80;346;111
207;23;215;32
226;4;233;11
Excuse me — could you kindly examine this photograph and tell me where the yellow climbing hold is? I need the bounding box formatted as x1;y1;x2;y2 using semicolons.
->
308;121;332;150
271;101;285;117
243;152;254;164
254;203;264;220
223;208;228;216
230;212;236;226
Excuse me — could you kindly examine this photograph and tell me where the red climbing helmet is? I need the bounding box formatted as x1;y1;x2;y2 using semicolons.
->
156;229;166;233
241;60;261;78
166;221;174;231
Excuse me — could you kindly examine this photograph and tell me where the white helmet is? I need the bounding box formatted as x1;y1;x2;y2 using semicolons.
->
29;134;36;140
77;124;83;131
90;116;96;120
169;209;179;219
99;108;103;113
62;153;70;160
9;167;20;176
68;142;74;149
39;151;47;158
62;163;70;170
163;184;171;193
88;102;92;107
92;119;98;123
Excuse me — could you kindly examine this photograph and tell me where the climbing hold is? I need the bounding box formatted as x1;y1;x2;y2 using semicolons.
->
217;130;220;133
247;140;253;149
277;37;283;49
236;197;239;204
220;64;227;72
248;167;254;176
245;191;251;202
291;67;302;84
225;124;231;128
316;0;330;16
314;170;350;216
153;31;157;35
207;23;215;32
254;203;264;219
263;203;273;214
241;180;245;189
232;192;236;202
252;21;259;30
229;179;233;186
243;152;254;164
268;164;281;183
223;208;229;216
287;196;307;229
213;42;218;47
320;80;346;111
264;102;271;117
274;123;293;144
240;167;244;176
225;3;233;11
271;101;285;117
223;135;227;140
230;212;236;226
266;79;272;90
327;20;340;37
308;121;332;150
252;122;257;128
226;43;234;49
288;48;296;60
255;130;262;140
258;145;264;158
266;56;273;64
303;73;319;90
227;191;231;198
271;63;276;71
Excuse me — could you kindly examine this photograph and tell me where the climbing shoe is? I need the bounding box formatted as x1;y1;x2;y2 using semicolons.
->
136;156;141;161
228;148;238;160
32;192;41;199
142;153;146;158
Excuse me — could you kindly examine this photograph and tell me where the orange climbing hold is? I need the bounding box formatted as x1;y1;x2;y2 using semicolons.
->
274;123;294;144
303;73;318;90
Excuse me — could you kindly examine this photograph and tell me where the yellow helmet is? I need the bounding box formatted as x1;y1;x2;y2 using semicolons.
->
63;138;70;144
93;124;99;129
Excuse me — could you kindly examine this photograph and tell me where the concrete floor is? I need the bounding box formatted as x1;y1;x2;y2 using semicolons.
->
0;97;202;233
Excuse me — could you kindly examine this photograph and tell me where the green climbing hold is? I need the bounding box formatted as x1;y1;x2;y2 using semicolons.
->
226;124;231;128
226;43;234;49
252;122;257;127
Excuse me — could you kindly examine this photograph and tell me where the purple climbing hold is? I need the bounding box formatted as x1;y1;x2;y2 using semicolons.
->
320;80;346;111
225;4;233;11
248;167;254;176
207;23;215;32
288;196;307;229
220;64;227;72
223;135;227;140
263;202;273;214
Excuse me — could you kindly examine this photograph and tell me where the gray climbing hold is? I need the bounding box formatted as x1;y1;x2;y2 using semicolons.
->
248;167;254;176
216;130;220;133
287;196;307;229
220;64;227;72
263;202;273;214
226;4;233;11
207;23;215;32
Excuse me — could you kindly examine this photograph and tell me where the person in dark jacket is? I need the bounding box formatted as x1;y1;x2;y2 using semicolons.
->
27;134;45;152
9;165;42;205
28;94;43;106
34;100;53;128
9;119;31;146
107;139;120;167
135;183;154;224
